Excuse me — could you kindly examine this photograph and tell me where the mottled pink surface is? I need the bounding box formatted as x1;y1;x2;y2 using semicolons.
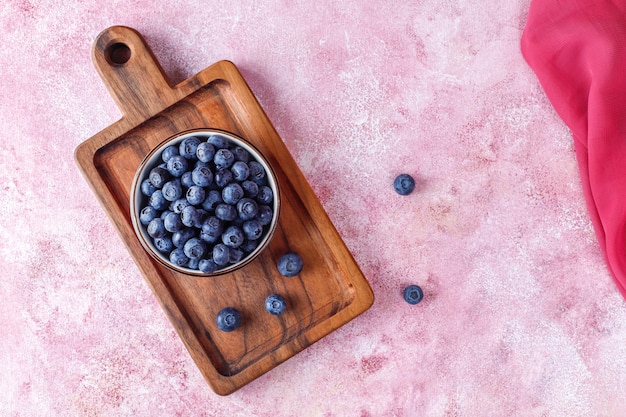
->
2;0;626;415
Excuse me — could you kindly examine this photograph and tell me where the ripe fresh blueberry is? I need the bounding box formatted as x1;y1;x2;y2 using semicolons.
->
265;294;286;315
222;225;244;248
403;285;423;305
248;161;266;185
149;190;168;210
232;146;250;162
214;168;233;188
208;135;229;149
166;155;188;178
240;239;259;253
242;220;263;240
237;198;258;221
202;190;223;211
222;183;244;205
196;142;216;163
141;179;157;197
170;198;191;214
181;171;194;188
214;148;235;169
153;237;173;253
181;205;201;228
229;248;244;264
241;180;259;198
256;186;273;205
394;174;415;196
161;179;183;202
231;161;250;181
201;215;224;237
161;145;179;163
212;243;231;266
179;136;201;159
186;185;206;206
215;307;241;332
149;167;171;188
139;206;158;225
256;205;273;226
198;258;218;274
169;248;190;267
183;237;207;260
192;165;213;187
277;252;303;277
147;218;167;238
163;211;184;233
215;203;238;221
172;228;196;248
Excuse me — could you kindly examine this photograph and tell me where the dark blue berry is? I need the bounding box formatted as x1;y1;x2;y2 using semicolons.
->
169;248;190;267
394;174;415;196
222;183;244;205
183;238;207;260
198;258;218;274
196;142;216;163
186;185;206;206
265;294;286;315
240;239;259;253
179;136;201;159
149;167;171;188
222;225;244;248
237;198;258;221
181;205;201;228
248;161;266;185
153;237;173;253
241;180;259;198
201;216;224;237
172;228;196;248
147;218;167;238
192;165;213;187
256;186;273;205
202;190;223;211
231;161;250;181
214;168;233;188
403;285;423;304
163;211;184;233
277;252;303;277
229;248;244;264
170;198;191;214
161;145;179;163
256;205;273;226
208;135;229;149
149;190;168;210
216;307;241;332
139;206;158;225
141;179;157;196
166;155;188;178
242;220;263;240
181;171;194;188
215;203;238;221
161;179;183;202
212;243;231;266
214;148;235;169
232;146;250;162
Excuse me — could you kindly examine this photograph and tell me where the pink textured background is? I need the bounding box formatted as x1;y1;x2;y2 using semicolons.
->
2;0;626;415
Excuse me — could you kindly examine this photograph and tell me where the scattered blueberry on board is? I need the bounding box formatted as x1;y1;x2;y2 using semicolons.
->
136;133;275;274
216;307;242;332
277;252;303;277
403;284;424;305
393;174;415;196
265;294;287;315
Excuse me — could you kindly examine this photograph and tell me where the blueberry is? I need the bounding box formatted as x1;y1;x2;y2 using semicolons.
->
139;206;158;225
186;185;206;206
160;209;172;220
181;171;194;188
232;146;250;162
215;203;238;221
153;236;173;253
196;142;216;163
208;135;229;149
214;168;233;188
216;307;241;332
241;180;259;198
170;198;191;214
237;198;258;221
277;252;303;277
172;228;196;248
149;190;168;210
161;145;179;163
202;190;223;211
147;218;167;238
231;161;250;181
141;179;157;196
240;239;259;253
214;148;235;169
179;136;201;159
169;248;190;267
163;211;184;232
201;216;224;237
248;161;266;185
242;220;263;240
183;237;207;260
181;205;201;228
194;209;208;228
394;174;415;196
265;294;286;315
161;179;183;202
198;258;218;274
192;165;213;187
256;186;273;205
229;248;244;264
256;205;273;226
222;183;244;205
213;243;231;266
188;258;200;270
222;225;244;248
166;155;189;178
403;285;423;305
200;231;220;243
149;167;171;188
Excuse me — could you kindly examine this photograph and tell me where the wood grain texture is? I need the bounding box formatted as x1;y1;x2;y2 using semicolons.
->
74;26;374;395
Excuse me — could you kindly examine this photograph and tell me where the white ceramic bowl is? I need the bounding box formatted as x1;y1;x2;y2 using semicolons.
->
130;129;280;276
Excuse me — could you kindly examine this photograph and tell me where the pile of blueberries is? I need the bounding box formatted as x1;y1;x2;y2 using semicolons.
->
137;133;275;274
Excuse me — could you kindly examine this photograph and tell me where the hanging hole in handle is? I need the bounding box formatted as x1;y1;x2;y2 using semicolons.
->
105;42;131;66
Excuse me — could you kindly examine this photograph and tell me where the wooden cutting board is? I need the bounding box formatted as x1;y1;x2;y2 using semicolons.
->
74;25;374;396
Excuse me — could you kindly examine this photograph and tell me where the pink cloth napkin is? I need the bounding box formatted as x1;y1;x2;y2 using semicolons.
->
521;0;626;298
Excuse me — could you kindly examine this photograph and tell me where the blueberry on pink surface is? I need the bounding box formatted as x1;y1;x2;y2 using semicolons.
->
393;174;415;195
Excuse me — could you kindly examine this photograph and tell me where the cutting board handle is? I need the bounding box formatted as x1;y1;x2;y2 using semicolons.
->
93;26;178;124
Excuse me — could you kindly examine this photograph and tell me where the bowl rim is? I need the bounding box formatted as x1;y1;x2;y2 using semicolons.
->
129;128;281;277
